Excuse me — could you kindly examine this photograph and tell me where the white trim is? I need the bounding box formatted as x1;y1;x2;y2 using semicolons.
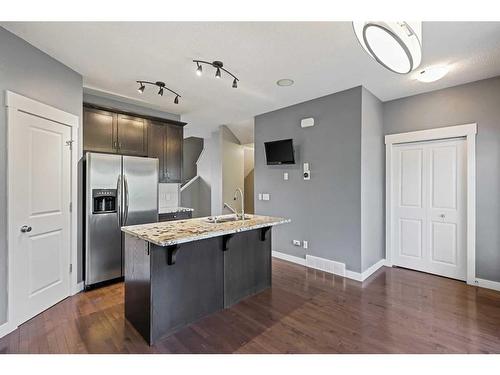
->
6;91;78;128
0;321;16;339
3;91;80;339
272;251;386;283
385;123;477;286
73;282;85;295
180;175;200;192
473;278;500;292
272;250;306;266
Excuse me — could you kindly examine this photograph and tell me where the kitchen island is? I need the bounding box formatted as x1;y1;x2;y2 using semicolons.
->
121;214;289;344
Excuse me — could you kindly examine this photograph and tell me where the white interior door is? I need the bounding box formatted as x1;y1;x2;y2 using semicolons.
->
392;138;466;280
9;110;72;325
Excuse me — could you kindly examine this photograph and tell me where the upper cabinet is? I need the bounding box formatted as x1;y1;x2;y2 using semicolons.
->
165;124;183;183
83;104;185;183
147;121;184;183
83;107;117;153
116;114;147;156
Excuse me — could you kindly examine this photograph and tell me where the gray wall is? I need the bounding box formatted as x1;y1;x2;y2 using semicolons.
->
83;91;180;122
255;87;363;272
221;126;244;213
384;76;500;282
183;137;204;182
0;27;83;325
360;88;385;272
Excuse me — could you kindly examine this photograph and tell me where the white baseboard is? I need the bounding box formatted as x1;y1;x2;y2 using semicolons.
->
0;321;16;339
71;281;84;296
272;251;386;283
473;278;500;292
272;251;306;266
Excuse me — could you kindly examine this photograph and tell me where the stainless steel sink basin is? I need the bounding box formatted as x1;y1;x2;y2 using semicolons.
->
206;215;252;223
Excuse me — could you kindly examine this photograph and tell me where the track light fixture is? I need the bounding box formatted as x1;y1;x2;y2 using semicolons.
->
193;59;240;88
136;81;181;104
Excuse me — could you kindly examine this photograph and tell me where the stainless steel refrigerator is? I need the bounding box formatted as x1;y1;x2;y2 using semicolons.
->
85;152;158;287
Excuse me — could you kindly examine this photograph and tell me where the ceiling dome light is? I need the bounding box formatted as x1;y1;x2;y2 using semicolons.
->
196;63;203;76
276;79;294;87
353;21;422;74
415;65;449;83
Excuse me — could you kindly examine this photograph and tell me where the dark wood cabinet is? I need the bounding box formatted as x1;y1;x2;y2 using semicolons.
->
116;114;147;156
158;211;192;222
166;125;183;183
147;122;183;183
83;107;117;153
147;121;167;182
83;105;185;174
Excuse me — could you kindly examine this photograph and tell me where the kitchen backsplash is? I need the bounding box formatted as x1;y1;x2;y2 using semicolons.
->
159;183;180;210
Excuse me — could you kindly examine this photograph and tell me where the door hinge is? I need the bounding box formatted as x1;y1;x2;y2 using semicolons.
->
69;263;73;273
65;140;74;150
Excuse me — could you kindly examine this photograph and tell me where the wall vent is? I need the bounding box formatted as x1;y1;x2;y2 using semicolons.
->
305;255;346;277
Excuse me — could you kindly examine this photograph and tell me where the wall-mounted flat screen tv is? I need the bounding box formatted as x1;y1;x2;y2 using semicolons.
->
264;139;295;165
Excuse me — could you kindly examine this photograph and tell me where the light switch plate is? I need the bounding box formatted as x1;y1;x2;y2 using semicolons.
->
258;193;262;201
284;172;289;180
303;240;308;249
263;193;270;201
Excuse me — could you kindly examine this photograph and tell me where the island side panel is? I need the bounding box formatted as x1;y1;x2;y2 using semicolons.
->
124;234;152;344
150;237;224;343
223;227;272;308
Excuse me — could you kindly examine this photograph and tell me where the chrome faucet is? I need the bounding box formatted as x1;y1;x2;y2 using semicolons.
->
223;188;245;219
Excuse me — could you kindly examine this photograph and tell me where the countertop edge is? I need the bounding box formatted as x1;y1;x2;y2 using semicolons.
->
122;218;290;247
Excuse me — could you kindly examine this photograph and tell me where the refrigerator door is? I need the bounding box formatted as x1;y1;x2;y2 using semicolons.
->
86;153;123;285
122;156;159;227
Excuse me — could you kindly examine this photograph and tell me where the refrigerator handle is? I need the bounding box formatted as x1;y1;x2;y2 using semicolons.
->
124;174;130;225
116;174;122;227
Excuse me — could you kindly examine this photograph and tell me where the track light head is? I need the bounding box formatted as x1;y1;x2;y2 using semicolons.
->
196;63;203;76
232;78;238;88
158;87;164;96
174;95;179;104
215;67;221;79
137;82;145;94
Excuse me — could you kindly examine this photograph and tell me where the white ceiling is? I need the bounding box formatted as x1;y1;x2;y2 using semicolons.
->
3;22;500;141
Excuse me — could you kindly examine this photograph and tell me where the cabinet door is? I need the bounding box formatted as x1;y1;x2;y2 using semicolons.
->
147;121;167;182
83;107;117;153
117;114;148;156
165;125;183;183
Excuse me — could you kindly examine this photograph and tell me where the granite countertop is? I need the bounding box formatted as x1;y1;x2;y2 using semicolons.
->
121;214;290;247
159;207;194;214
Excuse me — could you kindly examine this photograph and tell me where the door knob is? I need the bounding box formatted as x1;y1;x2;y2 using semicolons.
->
20;225;32;233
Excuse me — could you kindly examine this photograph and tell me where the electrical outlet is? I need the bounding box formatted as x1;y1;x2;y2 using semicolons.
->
262;193;270;201
303;240;308;249
284;172;289;180
293;240;301;246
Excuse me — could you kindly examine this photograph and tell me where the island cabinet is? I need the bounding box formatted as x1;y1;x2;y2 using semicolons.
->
121;215;288;345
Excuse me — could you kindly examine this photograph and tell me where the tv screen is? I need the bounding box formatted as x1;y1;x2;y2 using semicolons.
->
264;139;295;165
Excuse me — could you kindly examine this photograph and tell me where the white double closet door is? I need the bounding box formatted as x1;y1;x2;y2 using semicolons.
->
392;137;467;281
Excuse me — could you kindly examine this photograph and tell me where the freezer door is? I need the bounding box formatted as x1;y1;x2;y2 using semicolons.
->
122;156;159;226
85;153;123;285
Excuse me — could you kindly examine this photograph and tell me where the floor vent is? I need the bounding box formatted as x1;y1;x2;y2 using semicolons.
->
305;255;346;277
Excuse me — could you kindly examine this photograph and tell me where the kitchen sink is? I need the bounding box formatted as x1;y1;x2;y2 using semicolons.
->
206;215;252;223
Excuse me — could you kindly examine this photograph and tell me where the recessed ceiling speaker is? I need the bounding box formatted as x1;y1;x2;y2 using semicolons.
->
352;21;422;74
301;117;315;128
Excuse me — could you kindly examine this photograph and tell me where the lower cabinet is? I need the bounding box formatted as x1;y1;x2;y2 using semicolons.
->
159;211;192;222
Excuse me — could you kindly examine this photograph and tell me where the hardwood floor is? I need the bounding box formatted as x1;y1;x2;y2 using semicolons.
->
1;258;500;354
